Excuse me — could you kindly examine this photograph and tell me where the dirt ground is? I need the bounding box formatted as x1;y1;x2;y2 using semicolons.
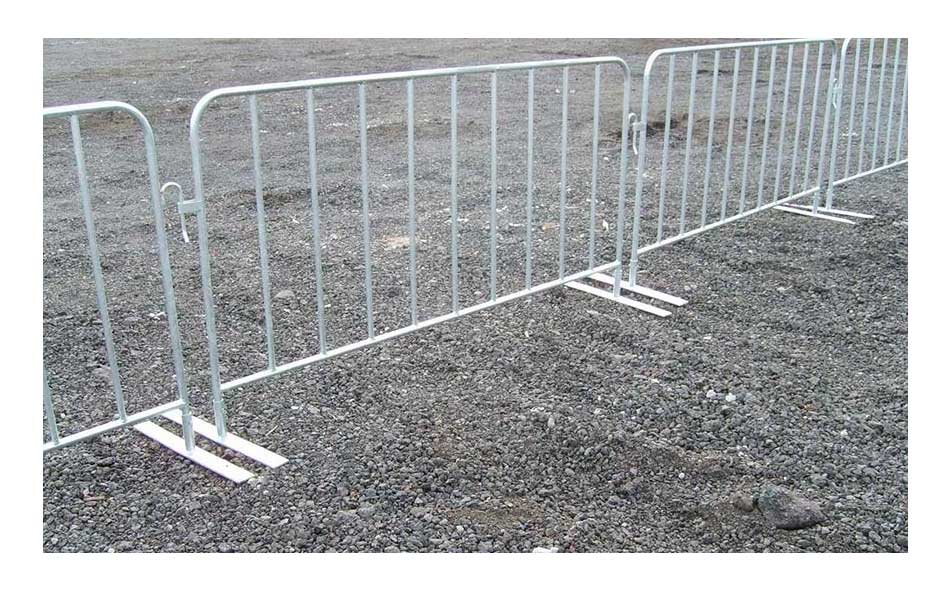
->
42;38;907;552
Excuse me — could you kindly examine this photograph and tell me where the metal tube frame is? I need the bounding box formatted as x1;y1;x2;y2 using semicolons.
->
42;101;195;454
825;38;909;210
188;56;633;436
43;41;908;480
628;38;838;287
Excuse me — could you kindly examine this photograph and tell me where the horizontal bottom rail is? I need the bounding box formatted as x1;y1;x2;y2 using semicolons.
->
43;400;186;452
222;262;621;392
638;187;819;256
832;159;908;188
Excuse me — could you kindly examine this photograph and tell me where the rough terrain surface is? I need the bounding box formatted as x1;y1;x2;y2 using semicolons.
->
43;39;907;552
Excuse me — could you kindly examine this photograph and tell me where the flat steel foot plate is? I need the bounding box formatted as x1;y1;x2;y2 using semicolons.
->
133;421;254;483
162;410;288;469
565;281;671;317
784;203;875;219
587;272;688;307
773;205;856;225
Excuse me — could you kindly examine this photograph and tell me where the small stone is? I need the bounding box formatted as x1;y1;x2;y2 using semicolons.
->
756;485;825;530
357;505;376;519
275;289;295;300
547;415;556;429
731;492;755;512
705;389;717;399
617;479;643;498
477;541;493;552
725;393;737;403
532;546;559;553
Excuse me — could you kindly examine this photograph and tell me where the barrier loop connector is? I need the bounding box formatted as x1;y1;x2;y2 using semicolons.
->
629;113;645;156
161;181;199;243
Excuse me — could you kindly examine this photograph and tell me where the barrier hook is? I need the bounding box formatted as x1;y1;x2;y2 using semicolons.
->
161;182;191;243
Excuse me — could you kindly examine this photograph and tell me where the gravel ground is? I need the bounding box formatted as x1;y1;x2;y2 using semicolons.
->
43;39;907;553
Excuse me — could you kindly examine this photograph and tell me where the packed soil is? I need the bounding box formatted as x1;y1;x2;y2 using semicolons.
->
43;38;907;552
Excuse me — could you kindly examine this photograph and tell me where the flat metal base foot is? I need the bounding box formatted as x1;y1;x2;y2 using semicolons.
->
565;281;671;317
773;205;856;225
133;421;254;483
586;272;688;307
783;203;876;219
162;410;288;469
133;411;288;484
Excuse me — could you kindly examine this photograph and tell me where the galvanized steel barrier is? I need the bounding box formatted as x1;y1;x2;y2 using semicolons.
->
41;102;274;482
185;56;648;477
824;37;909;212
43;41;908;484
42;101;192;450
624;39;840;299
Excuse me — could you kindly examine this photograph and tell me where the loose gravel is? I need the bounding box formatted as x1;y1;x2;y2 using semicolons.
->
43;39;907;553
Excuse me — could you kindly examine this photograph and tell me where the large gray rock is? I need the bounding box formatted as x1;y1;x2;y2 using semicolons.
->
756;485;825;530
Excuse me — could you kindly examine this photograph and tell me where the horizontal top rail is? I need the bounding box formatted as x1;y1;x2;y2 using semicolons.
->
43;100;154;131
188;56;631;133
642;38;838;77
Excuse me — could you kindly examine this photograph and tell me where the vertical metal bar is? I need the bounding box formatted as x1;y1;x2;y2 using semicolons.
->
678;52;698;234
772;45;794;202
788;44;810;197
825;41;848;210
406;80;419;323
844;38;862;179
358;84;374;338
895;65;908;161
141;105;193;451
700;50;720;228
871;38;889;169
588;65;601;269
558;67;568;279
306;89;328;354
614;65;632;295
720;50;741;221
738;47;760;213
490;72;499;298
43;364;60;445
70;115;126;422
756;46;777;207
883;39;902;167
190;111;227;438
450;76;460;312
657;56;676;242
249;97;277;370
858;38;876;173
813;48;838;212
802;42;824;191
525;70;534;291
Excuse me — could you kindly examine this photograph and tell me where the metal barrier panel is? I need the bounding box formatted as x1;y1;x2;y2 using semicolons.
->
188;57;633;441
825;37;909;209
627;39;839;285
42;102;196;452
